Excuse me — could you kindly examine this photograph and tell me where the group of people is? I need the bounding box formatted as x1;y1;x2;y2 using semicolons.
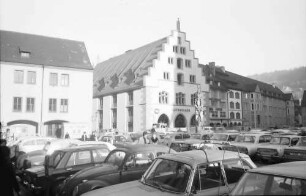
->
139;127;159;144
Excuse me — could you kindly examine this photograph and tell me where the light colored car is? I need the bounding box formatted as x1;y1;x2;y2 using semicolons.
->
222;133;272;158
162;132;191;146
283;136;306;162
257;135;302;162
230;161;306;195
11;136;55;155
209;132;240;144
82;150;256;196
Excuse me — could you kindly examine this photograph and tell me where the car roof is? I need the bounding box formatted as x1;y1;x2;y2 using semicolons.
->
158;150;249;167
272;135;301;138
213;132;239;135
239;133;271;137
171;139;204;144
57;145;109;152
113;144;169;153
249;161;306;179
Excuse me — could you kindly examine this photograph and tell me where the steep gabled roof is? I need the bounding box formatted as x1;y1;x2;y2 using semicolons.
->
0;30;92;70
93;37;167;98
203;64;285;99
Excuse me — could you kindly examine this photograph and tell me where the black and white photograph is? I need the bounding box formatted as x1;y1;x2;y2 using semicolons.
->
0;0;306;195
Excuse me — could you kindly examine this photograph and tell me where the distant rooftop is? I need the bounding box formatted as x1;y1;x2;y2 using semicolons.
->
0;30;93;70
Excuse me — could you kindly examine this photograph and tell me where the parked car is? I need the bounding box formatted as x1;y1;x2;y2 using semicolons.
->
222;133;272;159
257;135;302;163
162;132;191;146
9;136;55;154
209;132;240;145
82;149;257;196
56;144;175;196
169;139;220;152
283;136;306;162
230;161;306;195
22;145;112;195
190;133;212;140
99;134;133;144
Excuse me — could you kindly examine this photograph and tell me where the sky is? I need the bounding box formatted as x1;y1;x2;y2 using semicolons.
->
0;0;305;76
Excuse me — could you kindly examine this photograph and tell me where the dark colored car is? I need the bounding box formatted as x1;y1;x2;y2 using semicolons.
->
57;144;174;196
22;145;111;195
283;136;306;162
230;161;306;195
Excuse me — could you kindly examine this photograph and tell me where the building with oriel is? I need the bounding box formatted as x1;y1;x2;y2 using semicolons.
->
93;20;210;133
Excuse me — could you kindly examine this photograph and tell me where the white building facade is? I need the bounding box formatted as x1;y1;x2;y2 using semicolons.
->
0;30;93;139
93;21;209;133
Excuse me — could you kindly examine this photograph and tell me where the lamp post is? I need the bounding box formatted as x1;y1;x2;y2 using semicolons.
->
195;84;203;133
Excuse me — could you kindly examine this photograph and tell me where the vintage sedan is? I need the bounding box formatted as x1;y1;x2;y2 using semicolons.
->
162;132;191;146
257;135;302;163
82;150;256;196
56;144;174;196
209;132;240;145
230;161;306;195
222;133;272;159
283;136;306;162
22;145;112;195
169;139;220;152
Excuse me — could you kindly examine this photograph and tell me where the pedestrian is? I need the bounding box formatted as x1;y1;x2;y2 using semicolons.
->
81;132;87;141
55;128;62;138
64;132;70;139
90;131;97;141
143;131;148;144
151;133;159;144
0;146;20;196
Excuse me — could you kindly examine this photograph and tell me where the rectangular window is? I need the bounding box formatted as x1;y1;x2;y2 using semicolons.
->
49;98;57;112
220;112;226;117
27;71;36;84
212;111;218;117
173;46;179;53
112;95;117;108
177;74;184;85
26;98;35;112
49;73;58;86
176;93;185;105
112;109;117;128
127;108;133;132
163;72;169;80
13;97;22;112
191;94;197;105
177;58;183;69
60;99;68;113
180;47;186;54
14;70;24;83
61;74;69;86
167;57;173;64
185;60;191;68
128;92;133;105
178;37;181;44
20;51;30;58
190;75;196;83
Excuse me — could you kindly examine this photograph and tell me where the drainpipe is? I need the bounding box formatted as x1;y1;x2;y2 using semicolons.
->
40;65;45;136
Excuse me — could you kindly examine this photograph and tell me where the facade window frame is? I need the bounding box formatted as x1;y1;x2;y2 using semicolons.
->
14;70;24;84
26;97;35;112
61;74;69;86
49;98;57;112
176;92;185;105
27;71;36;84
60;99;68;113
49;73;58;86
13;97;22;112
177;73;184;86
190;75;196;83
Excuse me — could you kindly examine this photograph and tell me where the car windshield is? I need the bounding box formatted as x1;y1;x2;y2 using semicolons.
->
211;134;228;141
298;137;306;146
143;159;191;193
236;135;256;143
270;137;290;145
231;172;306;195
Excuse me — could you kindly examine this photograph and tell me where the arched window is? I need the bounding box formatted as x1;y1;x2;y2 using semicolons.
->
175;114;186;128
230;102;234;109
238;122;242;126
235;92;240;99
229;91;234;98
236;102;240;109
236;112;241;119
230;112;235;119
158;114;169;126
190;115;196;127
159;91;168;104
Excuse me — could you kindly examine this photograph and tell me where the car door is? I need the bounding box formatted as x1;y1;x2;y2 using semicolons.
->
120;152;154;183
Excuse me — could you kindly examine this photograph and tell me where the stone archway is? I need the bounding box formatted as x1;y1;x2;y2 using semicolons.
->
190;115;196;127
7;120;39;137
157;114;169;126
44;120;68;138
174;114;186;128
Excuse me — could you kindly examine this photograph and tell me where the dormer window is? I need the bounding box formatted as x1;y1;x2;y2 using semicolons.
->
20;51;30;58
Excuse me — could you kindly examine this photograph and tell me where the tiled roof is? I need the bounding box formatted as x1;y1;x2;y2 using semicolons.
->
0;30;93;70
203;64;285;99
283;93;293;101
302;90;306;107
93;37;167;98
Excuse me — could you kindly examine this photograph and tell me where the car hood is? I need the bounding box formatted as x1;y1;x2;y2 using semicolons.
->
257;144;285;150
284;146;306;151
25;165;45;177
230;142;256;148
83;180;182;196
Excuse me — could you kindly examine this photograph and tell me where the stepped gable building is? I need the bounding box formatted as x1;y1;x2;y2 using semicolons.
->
203;63;295;129
302;90;306;126
93;20;209;132
0;30;93;139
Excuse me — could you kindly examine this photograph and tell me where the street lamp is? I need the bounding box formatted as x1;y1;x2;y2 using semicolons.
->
194;84;203;133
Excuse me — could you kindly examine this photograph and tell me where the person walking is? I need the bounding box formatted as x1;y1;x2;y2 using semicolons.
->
0;146;20;196
81;132;87;141
64;132;70;139
151;133;159;144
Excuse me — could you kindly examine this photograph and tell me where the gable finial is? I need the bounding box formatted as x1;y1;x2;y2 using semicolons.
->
177;18;180;32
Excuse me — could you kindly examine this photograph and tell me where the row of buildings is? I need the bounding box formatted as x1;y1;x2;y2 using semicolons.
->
0;21;305;139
